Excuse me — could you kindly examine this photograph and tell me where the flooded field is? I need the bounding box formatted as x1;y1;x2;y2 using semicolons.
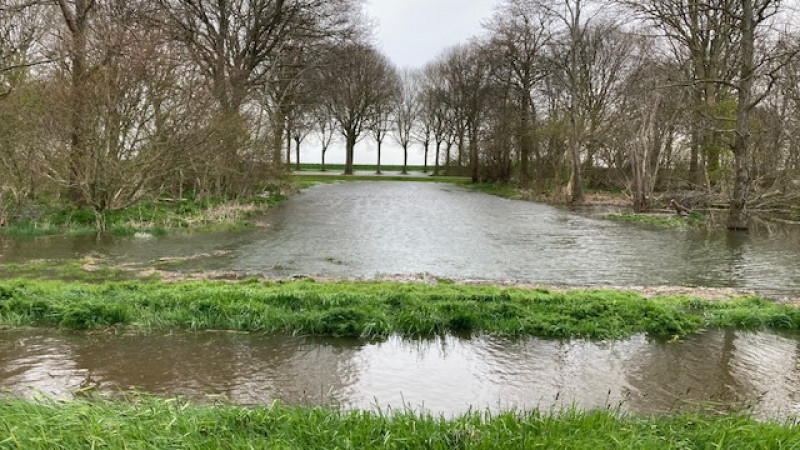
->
1;182;799;294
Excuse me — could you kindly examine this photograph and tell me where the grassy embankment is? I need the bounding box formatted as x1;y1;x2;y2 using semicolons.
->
1;278;799;340
1;397;798;449
0;193;286;239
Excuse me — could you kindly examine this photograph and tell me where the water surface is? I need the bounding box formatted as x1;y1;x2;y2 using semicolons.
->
1;182;799;292
2;329;799;418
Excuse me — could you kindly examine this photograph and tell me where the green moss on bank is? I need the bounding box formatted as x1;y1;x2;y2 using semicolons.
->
0;398;797;449
0;279;798;340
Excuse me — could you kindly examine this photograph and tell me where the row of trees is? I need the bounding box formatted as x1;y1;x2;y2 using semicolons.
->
343;0;799;231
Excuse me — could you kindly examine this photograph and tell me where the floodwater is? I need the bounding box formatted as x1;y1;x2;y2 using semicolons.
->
2;329;800;419
1;182;799;293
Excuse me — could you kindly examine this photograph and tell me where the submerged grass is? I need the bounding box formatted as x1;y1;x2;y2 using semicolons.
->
0;279;798;339
0;193;286;239
0;397;798;449
605;212;705;229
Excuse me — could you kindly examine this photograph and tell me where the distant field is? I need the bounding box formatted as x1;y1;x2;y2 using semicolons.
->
295;163;452;173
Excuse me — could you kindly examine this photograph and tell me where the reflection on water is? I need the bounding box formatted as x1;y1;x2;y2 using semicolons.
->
2;329;800;419
1;182;800;292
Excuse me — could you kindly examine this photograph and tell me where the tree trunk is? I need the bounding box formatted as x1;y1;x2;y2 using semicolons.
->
376;139;382;174
445;142;452;174
344;131;356;175
59;0;91;207
285;126;292;169
469;128;479;183
271;111;285;168
434;140;442;176
519;102;532;186
402;145;408;174
423;141;430;173
728;0;755;231
457;131;465;168
321;148;327;171
568;116;584;204
294;137;301;171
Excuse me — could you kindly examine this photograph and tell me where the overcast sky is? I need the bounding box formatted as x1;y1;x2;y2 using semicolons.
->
365;0;498;69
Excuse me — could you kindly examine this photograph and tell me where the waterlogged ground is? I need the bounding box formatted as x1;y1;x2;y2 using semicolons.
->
2;329;800;419
1;182;799;295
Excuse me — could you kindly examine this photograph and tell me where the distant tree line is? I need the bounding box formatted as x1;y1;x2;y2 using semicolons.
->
2;0;799;230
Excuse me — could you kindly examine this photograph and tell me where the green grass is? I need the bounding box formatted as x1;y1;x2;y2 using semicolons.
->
605;212;705;229
0;397;798;449
0;279;798;339
0;260;138;283
0;193;286;239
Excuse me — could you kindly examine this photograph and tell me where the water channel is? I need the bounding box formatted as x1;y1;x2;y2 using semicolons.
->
2;329;800;419
1;182;799;293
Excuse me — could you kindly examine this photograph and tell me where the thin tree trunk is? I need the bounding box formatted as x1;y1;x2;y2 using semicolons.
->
376;139;382;174
344;131;356;175
434;140;441;176
271;111;285;168
294;137;301;171
285;127;292;169
423;141;430;173
402;145;408;174
728;0;755;231
469;127;479;183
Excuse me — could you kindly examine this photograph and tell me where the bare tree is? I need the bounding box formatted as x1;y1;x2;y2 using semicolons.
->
318;43;397;175
368;69;401;174
419;61;452;176
440;44;491;182
157;0;360;179
619;0;740;187
485;0;553;185
393;69;419;174
313;107;337;171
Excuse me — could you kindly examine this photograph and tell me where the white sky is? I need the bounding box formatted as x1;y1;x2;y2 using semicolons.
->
295;0;498;167
366;0;498;69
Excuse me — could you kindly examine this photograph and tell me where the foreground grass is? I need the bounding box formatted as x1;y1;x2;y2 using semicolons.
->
0;398;797;449
1;279;799;339
0;193;285;239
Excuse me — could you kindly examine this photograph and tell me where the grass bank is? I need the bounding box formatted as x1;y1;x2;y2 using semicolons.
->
0;193;286;239
0;398;797;449
1;279;799;339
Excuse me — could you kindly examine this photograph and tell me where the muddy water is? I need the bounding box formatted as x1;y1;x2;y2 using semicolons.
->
2;182;800;293
2;329;800;418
